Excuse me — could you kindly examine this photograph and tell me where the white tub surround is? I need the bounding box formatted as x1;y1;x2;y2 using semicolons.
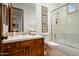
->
45;41;59;47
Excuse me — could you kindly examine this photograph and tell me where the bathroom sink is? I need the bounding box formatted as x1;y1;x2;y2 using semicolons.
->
7;35;32;40
3;35;32;42
2;35;44;43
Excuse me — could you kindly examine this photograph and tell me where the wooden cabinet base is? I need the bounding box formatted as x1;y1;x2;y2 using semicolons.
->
0;38;44;56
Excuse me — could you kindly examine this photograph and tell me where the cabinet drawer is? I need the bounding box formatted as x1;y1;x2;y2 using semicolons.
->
20;40;33;48
3;43;18;52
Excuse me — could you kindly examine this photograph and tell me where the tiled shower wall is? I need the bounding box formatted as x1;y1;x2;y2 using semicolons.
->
51;3;79;49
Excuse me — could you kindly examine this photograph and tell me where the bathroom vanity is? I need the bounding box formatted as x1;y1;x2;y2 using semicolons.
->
0;3;44;56
0;35;44;56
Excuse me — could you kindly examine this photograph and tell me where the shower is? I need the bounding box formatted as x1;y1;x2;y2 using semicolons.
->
51;3;79;50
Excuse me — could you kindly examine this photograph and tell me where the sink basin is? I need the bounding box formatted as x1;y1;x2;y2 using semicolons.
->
2;34;44;43
7;35;32;40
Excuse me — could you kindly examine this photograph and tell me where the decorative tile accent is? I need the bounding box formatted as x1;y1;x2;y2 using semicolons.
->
41;6;48;33
2;32;24;36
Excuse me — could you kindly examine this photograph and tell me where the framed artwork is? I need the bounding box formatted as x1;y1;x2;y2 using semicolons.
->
41;6;48;33
67;3;78;15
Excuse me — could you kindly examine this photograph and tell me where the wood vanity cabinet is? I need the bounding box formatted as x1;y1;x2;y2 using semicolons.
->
1;38;44;56
0;44;2;56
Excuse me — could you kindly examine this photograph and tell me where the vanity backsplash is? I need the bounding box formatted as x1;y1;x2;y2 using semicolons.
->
2;32;24;36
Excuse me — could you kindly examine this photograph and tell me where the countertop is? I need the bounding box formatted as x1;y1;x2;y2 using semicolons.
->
2;35;44;44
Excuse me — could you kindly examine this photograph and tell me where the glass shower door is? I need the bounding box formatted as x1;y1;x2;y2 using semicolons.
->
51;5;66;42
51;3;79;49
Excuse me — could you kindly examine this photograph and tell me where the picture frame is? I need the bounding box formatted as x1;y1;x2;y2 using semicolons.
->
41;6;48;33
42;6;48;15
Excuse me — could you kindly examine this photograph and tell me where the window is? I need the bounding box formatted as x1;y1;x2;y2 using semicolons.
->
67;3;78;15
69;3;75;13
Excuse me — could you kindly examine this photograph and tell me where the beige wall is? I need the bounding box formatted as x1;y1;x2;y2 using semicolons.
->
12;3;59;42
12;3;36;33
12;3;66;42
36;3;58;42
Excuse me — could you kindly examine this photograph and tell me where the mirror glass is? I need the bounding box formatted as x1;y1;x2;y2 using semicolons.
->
12;7;23;32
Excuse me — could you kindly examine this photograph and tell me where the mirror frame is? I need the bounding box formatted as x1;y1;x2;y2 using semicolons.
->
9;4;24;32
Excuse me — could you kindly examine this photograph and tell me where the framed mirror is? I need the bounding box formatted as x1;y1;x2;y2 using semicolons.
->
2;3;24;32
2;3;36;35
8;4;24;32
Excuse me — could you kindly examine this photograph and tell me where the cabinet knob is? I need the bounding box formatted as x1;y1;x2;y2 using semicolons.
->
29;48;32;51
7;46;10;49
29;48;32;56
24;49;26;52
16;44;19;48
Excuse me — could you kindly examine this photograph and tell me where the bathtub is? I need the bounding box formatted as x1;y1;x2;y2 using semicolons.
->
45;41;79;56
47;33;79;56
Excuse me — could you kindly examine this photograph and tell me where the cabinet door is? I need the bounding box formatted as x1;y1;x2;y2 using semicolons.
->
38;39;44;47
32;39;44;56
32;48;44;56
20;40;33;48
